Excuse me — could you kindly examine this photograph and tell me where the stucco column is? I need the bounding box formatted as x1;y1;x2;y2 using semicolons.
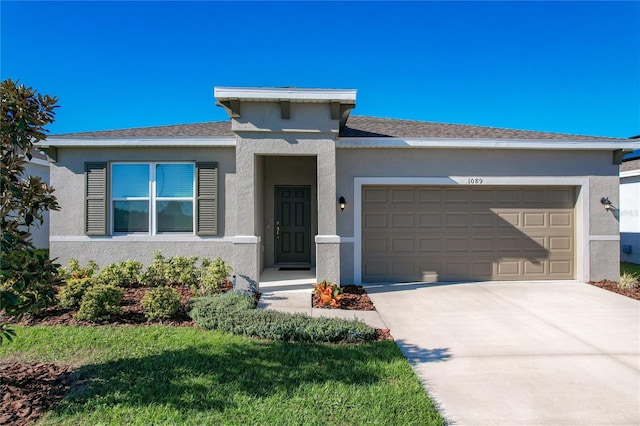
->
234;139;256;235
588;176;620;281
232;138;260;290
232;236;260;291
315;141;341;283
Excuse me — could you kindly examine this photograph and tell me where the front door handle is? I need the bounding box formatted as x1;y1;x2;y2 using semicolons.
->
276;221;280;239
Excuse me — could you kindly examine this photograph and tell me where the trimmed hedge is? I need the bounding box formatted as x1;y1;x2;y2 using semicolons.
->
141;286;182;321
95;260;143;287
76;284;124;322
57;278;94;310
188;292;376;344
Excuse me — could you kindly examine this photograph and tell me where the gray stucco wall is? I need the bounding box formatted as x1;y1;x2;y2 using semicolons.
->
24;161;51;249
49;139;622;284
255;155;265;272
233;102;338;134
336;148;620;282
49;146;236;267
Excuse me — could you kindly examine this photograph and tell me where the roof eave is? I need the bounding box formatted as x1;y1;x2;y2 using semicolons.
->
38;136;237;148
214;86;357;103
336;137;640;150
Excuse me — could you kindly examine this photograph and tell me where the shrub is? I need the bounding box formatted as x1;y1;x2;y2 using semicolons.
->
618;272;640;290
189;291;256;323
140;251;199;287
189;293;376;343
59;258;98;280
167;256;199;287
95;260;143;287
199;257;233;295
57;277;95;310
32;248;49;259
139;251;170;286
75;284;123;322
313;280;343;307
141;286;182;321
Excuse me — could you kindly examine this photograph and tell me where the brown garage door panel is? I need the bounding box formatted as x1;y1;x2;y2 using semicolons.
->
362;186;575;282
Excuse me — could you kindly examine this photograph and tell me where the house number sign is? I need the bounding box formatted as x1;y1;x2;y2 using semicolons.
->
467;178;484;184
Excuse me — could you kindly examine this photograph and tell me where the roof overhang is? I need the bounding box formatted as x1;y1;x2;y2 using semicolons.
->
38;137;236;162
338;138;640;165
214;86;357;103
336;137;640;151
214;86;357;129
39;137;236;148
621;169;640;178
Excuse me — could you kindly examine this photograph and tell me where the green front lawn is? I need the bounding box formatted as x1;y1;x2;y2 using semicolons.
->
621;262;640;277
1;326;445;425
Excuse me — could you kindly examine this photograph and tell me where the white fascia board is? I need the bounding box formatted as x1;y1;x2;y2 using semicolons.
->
28;158;50;167
38;137;236;148
337;137;640;150
621;169;640;178
214;86;357;103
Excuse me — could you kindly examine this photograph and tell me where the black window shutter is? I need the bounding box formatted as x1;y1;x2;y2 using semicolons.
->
85;162;107;235
195;162;218;236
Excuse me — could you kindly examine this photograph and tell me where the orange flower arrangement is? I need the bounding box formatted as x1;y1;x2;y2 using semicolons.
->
312;280;344;308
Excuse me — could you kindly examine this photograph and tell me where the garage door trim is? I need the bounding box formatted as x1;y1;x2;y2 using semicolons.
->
352;176;590;284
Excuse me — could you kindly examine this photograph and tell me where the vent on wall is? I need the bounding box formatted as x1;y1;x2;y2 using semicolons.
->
622;245;633;254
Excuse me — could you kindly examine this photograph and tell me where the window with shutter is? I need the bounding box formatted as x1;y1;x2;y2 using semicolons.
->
85;162;107;235
86;161;217;236
196;162;218;236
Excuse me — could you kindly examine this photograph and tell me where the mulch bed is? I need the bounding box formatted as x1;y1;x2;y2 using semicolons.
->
588;280;640;301
1;285;198;327
311;285;393;341
311;285;376;311
312;285;393;340
0;362;74;426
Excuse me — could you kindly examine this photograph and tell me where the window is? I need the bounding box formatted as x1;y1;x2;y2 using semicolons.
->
111;163;195;234
85;161;217;236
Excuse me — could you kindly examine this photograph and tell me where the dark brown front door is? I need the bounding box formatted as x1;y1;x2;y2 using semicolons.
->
275;186;311;265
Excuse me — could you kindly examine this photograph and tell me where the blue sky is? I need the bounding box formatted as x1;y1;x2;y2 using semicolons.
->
1;1;639;138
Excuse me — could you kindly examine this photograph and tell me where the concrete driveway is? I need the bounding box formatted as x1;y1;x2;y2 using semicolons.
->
364;281;640;425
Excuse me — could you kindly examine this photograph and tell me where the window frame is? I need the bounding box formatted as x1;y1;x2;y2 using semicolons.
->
110;162;196;235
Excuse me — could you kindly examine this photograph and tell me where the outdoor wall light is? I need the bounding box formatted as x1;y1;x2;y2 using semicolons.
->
600;197;613;210
339;196;346;211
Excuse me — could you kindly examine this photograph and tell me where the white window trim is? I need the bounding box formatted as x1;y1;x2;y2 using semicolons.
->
352;176;591;285
110;162;196;236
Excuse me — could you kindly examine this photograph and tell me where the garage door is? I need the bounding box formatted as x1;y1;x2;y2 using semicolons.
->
362;186;575;282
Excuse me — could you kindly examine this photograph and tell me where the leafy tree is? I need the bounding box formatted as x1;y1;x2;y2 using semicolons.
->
1;79;61;343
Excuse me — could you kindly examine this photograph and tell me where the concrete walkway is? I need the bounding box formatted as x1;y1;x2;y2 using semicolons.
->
364;280;640;425
257;268;387;329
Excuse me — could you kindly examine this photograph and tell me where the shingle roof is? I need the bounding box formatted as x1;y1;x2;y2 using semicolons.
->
53;121;234;138
621;158;640;173
341;116;618;140
16;147;49;162
52;115;619;140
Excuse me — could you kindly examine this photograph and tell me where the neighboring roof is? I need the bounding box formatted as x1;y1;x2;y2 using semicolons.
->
622;149;640;162
30;149;49;161
16;147;49;162
51;115;622;140
621;158;640;173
